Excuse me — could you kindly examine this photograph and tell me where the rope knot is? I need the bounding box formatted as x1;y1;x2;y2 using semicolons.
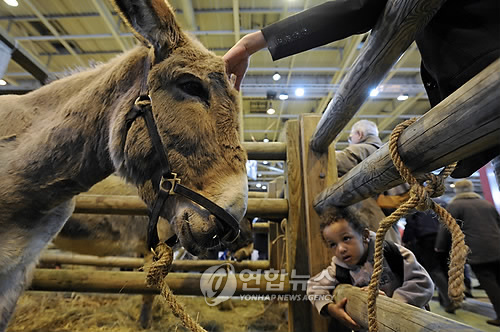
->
408;184;431;211
424;173;445;198
146;242;173;287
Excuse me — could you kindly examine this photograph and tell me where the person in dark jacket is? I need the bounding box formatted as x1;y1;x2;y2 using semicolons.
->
436;179;500;326
223;0;500;177
402;199;457;313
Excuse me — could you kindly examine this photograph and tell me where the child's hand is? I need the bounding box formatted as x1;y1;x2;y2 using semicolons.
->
327;298;361;331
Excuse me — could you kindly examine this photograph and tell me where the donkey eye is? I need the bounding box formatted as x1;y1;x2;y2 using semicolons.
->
179;81;208;100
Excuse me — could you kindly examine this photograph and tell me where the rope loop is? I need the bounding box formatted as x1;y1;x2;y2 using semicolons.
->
366;117;467;332
146;242;173;287
146;243;207;332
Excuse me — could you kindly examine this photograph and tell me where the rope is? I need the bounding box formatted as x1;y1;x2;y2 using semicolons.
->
146;243;207;332
366;118;469;332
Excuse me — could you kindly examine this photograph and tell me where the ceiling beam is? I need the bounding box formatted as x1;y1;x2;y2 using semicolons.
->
181;0;197;31
23;0;85;67
91;0;129;52
0;26;48;84
314;34;367;115
232;0;240;43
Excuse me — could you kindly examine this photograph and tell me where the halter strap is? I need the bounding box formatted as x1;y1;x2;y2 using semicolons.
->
127;53;241;251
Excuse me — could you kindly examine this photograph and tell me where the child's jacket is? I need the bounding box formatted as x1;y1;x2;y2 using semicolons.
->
307;232;434;315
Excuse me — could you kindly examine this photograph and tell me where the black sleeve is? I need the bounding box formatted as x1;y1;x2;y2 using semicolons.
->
261;0;387;61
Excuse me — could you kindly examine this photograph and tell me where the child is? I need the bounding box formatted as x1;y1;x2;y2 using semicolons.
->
307;206;434;331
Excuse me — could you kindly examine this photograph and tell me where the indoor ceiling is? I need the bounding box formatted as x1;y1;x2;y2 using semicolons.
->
0;0;481;195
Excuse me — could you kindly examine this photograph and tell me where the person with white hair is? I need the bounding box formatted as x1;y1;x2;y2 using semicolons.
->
336;119;380;176
334;119;402;245
436;179;500;326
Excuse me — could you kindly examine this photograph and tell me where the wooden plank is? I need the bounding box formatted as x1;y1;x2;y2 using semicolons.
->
299;115;337;332
268;177;285;270
39;253;270;272
334;284;482;332
74;196;288;220
285;120;312;332
243;142;287;160
30;269;290;296
314;59;500;211
310;0;447;152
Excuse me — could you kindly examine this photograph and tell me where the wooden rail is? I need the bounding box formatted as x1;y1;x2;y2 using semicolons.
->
314;59;500;211
39;253;270;272
243;142;286;160
310;0;447;152
333;285;482;332
74;195;289;220
30;269;290;296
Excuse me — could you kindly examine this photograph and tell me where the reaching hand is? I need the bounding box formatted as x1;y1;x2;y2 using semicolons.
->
223;41;250;91
223;31;267;91
327;298;361;331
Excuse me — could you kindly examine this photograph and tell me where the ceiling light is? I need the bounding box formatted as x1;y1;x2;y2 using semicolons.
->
266;107;276;115
263;138;270;142
3;0;18;7
450;183;455;188
262;185;267;190
262;161;269;165
0;79;6;86
295;87;304;97
397;94;409;101
272;72;281;81
369;89;379;97
278;93;288;100
256;183;262;188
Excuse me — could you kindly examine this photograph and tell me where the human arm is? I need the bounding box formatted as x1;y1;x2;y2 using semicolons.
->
224;0;387;90
307;265;361;330
222;31;267;91
262;0;387;61
391;245;435;308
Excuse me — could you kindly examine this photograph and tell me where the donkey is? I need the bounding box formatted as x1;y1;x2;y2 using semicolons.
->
0;0;248;330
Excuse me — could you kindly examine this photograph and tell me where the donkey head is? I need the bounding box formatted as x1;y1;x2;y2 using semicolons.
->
109;0;248;255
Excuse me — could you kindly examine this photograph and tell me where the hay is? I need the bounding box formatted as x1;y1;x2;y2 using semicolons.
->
7;291;288;332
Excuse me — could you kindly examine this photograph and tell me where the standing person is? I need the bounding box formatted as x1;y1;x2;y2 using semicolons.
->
336;119;401;244
402;199;457;313
223;0;500;177
437;179;500;326
307;206;434;331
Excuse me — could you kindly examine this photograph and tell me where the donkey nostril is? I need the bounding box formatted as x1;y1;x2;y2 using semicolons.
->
183;212;190;220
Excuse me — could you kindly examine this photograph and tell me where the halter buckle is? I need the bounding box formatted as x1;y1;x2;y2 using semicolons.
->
160;173;181;195
134;94;152;107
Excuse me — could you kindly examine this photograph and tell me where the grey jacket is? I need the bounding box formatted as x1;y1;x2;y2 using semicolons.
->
336;135;381;177
307;232;434;315
440;192;500;265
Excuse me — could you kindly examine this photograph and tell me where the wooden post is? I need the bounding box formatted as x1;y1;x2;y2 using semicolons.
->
268;177;285;270
333;284;482;332
285;120;312;332
299;115;338;331
310;0;447;152
314;59;500;211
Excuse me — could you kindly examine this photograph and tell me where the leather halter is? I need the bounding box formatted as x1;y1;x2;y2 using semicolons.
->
126;53;240;251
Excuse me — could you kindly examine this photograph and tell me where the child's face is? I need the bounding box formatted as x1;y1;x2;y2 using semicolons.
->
323;219;369;266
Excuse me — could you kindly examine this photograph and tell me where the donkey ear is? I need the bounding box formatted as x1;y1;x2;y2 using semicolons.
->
111;0;184;57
